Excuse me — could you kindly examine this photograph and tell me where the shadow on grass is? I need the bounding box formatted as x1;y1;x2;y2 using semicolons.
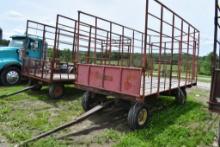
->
25;86;84;106
59;97;203;141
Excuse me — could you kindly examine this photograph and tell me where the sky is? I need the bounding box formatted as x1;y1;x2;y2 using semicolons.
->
0;0;215;56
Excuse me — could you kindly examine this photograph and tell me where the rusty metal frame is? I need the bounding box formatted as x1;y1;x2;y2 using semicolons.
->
74;0;200;103
209;0;220;113
22;16;77;84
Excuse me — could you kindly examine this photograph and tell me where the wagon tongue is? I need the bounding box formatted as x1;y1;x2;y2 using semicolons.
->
16;100;114;147
0;85;38;99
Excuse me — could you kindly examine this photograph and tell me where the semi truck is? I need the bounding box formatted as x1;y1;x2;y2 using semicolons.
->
0;35;45;86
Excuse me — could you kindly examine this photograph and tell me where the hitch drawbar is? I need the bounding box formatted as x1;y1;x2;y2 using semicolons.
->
16;101;113;147
0;85;37;99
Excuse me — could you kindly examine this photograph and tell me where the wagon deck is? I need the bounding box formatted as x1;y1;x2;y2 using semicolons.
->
74;0;199;129
75;0;199;102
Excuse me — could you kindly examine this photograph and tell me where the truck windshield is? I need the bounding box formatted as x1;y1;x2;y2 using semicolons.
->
8;39;24;48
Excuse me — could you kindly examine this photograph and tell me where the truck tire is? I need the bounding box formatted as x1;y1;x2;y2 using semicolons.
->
49;84;64;99
175;88;187;105
128;103;150;130
81;91;97;111
1;67;21;86
81;91;106;111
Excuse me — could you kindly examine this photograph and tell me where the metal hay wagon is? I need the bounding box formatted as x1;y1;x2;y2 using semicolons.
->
22;16;77;98
75;0;200;129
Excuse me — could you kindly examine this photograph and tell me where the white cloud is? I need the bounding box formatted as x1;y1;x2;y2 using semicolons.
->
13;28;25;34
7;10;25;20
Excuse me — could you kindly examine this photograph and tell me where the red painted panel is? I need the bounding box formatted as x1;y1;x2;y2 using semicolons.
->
89;66;103;88
121;69;142;96
76;64;142;97
77;65;89;85
104;67;121;92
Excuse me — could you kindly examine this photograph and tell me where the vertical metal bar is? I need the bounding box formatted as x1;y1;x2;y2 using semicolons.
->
127;46;130;66
105;32;109;65
77;12;81;64
132;30;135;66
51;15;59;82
178;20;183;87
118;36;122;66
41;25;46;79
109;22;112;64
72;21;77;63
141;34;144;55
185;25;190;85
157;6;163;95
210;0;218;101
196;32;200;84
169;14;175;91
148;36;151;77
94;18;98;64
23;20;29;74
121;27;125;66
150;43;153;94
143;0;149;97
164;42;167;90
87;26;92;64
192;29;196;82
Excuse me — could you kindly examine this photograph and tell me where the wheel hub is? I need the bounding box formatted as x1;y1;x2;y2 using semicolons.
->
54;86;63;97
6;70;19;85
138;108;148;126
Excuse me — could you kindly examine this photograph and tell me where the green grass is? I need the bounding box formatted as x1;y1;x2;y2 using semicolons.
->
0;85;83;146
197;75;211;83
114;98;215;147
0;85;218;147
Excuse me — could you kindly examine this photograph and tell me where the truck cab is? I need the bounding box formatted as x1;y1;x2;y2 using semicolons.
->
0;35;44;86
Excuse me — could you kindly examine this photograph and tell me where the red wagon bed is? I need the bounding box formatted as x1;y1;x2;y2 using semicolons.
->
75;0;200;129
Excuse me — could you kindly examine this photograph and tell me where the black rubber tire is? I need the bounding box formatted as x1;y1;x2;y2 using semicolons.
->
28;80;42;91
128;103;150;130
81;91;106;111
182;88;187;98
49;84;64;99
81;91;96;111
1;67;21;86
175;88;187;105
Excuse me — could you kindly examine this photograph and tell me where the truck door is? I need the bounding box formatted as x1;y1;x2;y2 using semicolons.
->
26;39;42;59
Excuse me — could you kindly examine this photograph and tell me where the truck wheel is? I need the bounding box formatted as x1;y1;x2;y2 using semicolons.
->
81;91;105;111
49;84;64;99
128;103;150;130
28;80;42;91
175;88;187;105
1;67;21;86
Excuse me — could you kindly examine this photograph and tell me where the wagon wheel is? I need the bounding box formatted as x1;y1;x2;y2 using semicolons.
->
29;80;42;91
175;88;187;105
49;84;64;99
128;103;150;130
81;91;106;111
